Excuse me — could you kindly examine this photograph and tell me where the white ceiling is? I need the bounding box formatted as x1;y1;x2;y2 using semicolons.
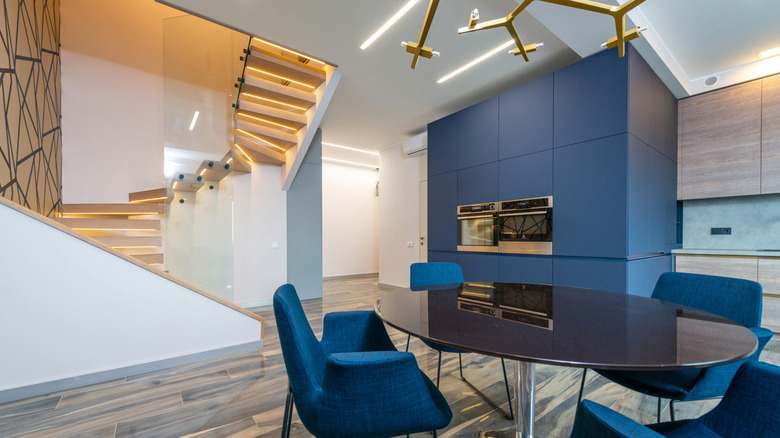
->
159;0;780;151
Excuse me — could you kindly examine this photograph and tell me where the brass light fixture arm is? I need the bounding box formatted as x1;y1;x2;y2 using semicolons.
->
405;0;441;69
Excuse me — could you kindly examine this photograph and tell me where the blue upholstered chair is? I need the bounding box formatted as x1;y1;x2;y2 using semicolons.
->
273;284;452;438
409;262;513;419
578;272;774;421
570;361;780;438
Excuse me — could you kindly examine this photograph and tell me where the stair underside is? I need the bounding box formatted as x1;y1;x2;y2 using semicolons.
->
61;204;166;215
232;141;286;166
238;83;314;114
55;218;161;231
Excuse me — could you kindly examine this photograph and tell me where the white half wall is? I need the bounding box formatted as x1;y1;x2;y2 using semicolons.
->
61;0;178;203
232;164;288;307
322;162;379;277
0;201;262;398
378;144;426;288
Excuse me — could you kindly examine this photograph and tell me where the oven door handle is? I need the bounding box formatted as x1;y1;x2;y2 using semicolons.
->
457;214;497;220
499;211;550;217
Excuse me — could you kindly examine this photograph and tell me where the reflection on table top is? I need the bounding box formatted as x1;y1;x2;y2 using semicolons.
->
375;282;758;371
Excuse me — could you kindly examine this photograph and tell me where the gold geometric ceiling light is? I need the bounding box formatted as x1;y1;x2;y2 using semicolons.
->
404;0;647;69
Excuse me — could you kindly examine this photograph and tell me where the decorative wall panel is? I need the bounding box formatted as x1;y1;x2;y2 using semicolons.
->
0;0;61;216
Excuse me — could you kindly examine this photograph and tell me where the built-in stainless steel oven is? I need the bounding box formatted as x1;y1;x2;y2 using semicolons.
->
498;196;553;255
457;202;498;253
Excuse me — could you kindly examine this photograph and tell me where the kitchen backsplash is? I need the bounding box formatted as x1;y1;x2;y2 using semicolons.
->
683;193;780;250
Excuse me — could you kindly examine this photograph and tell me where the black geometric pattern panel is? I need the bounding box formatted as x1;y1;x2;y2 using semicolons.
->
0;0;61;217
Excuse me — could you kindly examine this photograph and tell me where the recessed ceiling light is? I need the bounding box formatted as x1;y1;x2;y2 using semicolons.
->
437;40;515;84
189;111;200;131
759;46;780;59
322;157;379;169
360;0;421;50
322;142;380;156
703;76;719;87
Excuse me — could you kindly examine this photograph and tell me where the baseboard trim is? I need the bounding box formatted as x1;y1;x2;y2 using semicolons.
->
0;341;263;404
378;282;407;291
240;300;272;310
323;273;379;281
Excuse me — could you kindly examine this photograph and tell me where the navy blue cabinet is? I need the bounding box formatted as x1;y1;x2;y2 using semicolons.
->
553;48;629;148
553;257;628;293
458;253;499;282
626;255;671;297
428;171;458;251
458;97;499;169
428;113;458;176
428;251;458;264
499;73;554;159
498;150;552;201
498;255;553;284
457;162;498;205
553;135;628;258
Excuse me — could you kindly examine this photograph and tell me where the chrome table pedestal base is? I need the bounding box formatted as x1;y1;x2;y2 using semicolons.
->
472;361;535;438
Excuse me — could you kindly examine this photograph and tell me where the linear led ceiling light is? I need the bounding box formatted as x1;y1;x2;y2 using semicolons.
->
241;92;308;111
189;111;200;131
760;46;780;59
437;40;515;83
236;129;287;152
361;0;421;50
237;112;298;131
252;37;326;66
322;142;380;156
322;157;379;169
406;0;647;69
234;143;254;162
246;66;315;89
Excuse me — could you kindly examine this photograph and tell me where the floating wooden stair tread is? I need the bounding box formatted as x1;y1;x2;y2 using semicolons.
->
61;203;166;215
233;140;286;166
171;174;205;192
130;253;164;265
55;218;161;231
235;109;306;131
196;160;232;182
247;45;327;79
222;150;252;173
234;128;297;151
242;75;317;103
238;84;314;114
245;57;325;92
92;235;162;248
129;188;173;204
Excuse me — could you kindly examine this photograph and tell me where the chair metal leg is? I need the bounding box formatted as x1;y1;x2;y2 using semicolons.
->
657;397;662;423
436;351;442;387
501;358;514;421
281;387;294;438
458;353;464;379
458;354;513;420
406;334;411;352
575;368;588;420
670;399;676;421
432;430;438;438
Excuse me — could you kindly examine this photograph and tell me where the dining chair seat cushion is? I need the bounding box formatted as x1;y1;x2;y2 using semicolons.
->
320;310;398;354
648;420;723;438
594;368;701;399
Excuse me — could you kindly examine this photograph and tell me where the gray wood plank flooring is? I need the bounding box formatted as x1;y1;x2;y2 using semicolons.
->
0;275;777;438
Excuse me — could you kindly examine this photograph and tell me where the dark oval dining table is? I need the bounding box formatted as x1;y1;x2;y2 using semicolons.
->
374;282;759;438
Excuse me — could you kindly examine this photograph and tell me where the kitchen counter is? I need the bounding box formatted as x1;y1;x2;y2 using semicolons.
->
672;249;780;257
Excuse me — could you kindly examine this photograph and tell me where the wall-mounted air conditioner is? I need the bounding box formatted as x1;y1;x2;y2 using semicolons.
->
402;132;427;157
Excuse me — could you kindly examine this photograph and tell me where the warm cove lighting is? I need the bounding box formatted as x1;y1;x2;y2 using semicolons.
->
322;157;379;169
189;111;200;131
437;39;515;84
252;37;326;66
360;0;421;50
236;129;286;152
322;142;379;156
242;92;307;111
234;144;254;162
759;46;780;59
246;66;315;89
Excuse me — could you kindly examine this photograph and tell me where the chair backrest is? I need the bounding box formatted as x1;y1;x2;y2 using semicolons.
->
651;272;762;328
410;262;464;290
273;284;327;407
700;361;780;436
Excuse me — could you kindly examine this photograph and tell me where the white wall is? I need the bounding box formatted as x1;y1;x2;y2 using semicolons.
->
61;0;179;203
233;164;288;306
0;201;262;397
378;144;426;287
322;162;379;277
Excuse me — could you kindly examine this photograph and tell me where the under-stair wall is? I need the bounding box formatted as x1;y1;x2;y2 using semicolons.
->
0;197;264;404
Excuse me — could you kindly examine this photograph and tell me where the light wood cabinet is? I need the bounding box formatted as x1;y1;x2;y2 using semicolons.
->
675;254;780;332
762;75;780;193
678;81;762;199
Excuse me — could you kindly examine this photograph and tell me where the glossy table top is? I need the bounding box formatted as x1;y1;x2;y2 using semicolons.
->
375;282;758;370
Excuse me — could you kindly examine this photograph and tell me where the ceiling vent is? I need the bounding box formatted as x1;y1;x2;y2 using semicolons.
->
402;132;427;157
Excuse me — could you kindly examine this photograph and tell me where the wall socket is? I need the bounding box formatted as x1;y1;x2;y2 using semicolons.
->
711;227;731;235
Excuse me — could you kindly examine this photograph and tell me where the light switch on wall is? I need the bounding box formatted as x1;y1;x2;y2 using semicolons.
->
407;242;414;248
271;241;279;248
